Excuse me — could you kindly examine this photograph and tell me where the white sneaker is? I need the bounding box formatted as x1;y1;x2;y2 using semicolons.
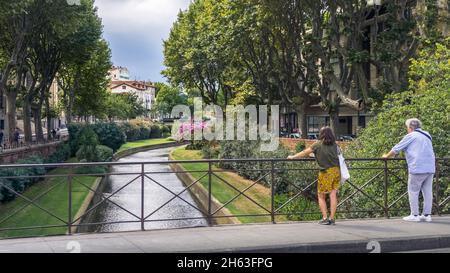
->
420;215;432;222
403;215;421;222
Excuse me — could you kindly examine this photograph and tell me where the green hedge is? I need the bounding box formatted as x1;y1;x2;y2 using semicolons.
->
68;122;126;154
118;121;171;142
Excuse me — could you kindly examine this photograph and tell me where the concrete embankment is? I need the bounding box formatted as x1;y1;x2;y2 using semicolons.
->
168;150;241;225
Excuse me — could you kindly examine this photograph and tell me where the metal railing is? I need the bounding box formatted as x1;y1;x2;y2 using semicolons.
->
0;157;448;238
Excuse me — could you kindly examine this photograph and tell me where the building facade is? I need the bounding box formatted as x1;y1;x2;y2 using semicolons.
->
109;66;130;81
109;80;156;114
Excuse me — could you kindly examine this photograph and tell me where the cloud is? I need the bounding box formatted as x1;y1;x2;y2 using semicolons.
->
94;0;191;82
96;0;189;37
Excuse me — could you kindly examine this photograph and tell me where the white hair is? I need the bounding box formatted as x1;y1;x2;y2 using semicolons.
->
405;118;422;130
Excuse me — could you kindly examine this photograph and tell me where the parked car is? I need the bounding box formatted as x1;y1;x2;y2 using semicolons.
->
338;134;355;141
54;125;69;140
289;133;301;139
280;131;289;138
307;133;318;140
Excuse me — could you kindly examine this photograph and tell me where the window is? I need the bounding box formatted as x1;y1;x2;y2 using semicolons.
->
358;116;366;128
122;85;126;90
307;116;330;134
0;120;4;130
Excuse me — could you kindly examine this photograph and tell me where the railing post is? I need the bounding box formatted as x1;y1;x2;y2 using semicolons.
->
141;163;145;231
271;160;276;224
68;166;73;235
435;159;440;216
208;161;212;225
383;159;389;218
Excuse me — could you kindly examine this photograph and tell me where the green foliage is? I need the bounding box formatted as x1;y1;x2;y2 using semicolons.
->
94;145;114;162
153;83;187;116
118;120;170;142
71;39;112;120
91;122;126;152
76;126;99;162
344;40;450;217
217;139;317;197
186;140;209;150
68;123;85;156
149;124;162;138
0;155;45;203
46;143;71;164
119;120;151;142
104;93;148;121
69;122;126;154
295;141;306;153
274;194;320;221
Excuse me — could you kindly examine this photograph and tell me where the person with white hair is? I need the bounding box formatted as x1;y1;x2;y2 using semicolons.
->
382;118;436;222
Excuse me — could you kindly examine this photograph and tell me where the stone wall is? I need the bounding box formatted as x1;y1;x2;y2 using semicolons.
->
0;142;62;164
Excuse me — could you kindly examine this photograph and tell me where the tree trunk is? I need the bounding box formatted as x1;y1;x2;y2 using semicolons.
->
329;108;340;138
46;96;52;140
66;87;73;124
294;103;308;139
6;91;17;144
33;106;44;143
23;99;33;144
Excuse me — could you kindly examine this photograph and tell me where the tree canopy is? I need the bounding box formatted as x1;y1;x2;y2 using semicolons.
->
163;0;447;137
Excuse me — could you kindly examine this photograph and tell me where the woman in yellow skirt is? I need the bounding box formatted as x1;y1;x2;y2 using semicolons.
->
287;127;341;225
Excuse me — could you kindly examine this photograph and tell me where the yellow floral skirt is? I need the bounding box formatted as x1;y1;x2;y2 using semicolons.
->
318;166;340;194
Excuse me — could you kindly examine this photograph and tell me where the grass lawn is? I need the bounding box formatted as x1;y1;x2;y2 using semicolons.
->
171;146;286;223
117;138;175;153
0;158;99;239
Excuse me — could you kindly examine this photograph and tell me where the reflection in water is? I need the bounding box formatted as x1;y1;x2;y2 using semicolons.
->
96;147;208;232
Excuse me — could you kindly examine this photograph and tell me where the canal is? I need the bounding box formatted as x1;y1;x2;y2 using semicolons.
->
92;146;208;232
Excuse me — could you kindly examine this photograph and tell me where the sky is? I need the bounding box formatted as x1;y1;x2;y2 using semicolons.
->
94;0;192;83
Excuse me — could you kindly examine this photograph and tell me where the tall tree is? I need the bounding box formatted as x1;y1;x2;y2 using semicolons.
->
163;0;232;106
0;0;34;141
71;39;112;121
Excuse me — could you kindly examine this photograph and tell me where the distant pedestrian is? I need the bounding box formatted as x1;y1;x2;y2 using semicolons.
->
51;128;57;140
287;126;341;225
0;129;3;152
56;128;61;141
13;128;20;148
382;118;435;222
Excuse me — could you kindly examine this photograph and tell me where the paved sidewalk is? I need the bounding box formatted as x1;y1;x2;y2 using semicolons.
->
1;216;450;253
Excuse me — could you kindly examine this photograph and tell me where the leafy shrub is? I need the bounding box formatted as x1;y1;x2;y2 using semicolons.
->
118;120;169;141
201;141;220;159
119;119;152;141
95;145;113;162
91;122;126;152
46;143;71;164
74;145;112;175
68;122;125;153
0;155;46;203
68;123;85;156
217;139;318;197
295;141;306;153
274;194;320;221
186;140;208;150
150;124;162;138
162;125;171;134
76;126;99;162
343;40;450;217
